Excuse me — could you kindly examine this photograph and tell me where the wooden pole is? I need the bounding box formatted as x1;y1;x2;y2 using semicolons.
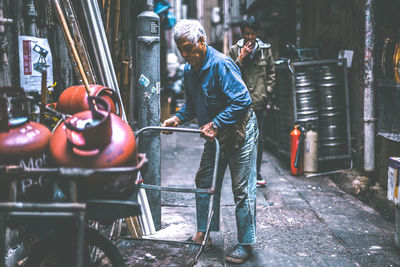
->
113;0;120;62
120;0;129;88
105;0;111;34
52;0;91;96
40;70;47;110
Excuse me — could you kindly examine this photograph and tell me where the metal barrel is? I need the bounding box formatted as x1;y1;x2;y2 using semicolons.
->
295;69;319;128
316;65;347;156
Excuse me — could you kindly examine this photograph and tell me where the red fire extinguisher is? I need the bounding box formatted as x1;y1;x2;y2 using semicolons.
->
290;125;304;175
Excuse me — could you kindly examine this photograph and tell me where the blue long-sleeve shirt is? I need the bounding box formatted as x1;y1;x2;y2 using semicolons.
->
175;46;252;128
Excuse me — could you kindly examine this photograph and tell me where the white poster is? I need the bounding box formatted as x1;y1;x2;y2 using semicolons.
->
18;36;53;93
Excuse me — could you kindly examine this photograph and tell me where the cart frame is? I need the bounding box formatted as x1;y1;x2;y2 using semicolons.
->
0;157;146;267
134;126;220;266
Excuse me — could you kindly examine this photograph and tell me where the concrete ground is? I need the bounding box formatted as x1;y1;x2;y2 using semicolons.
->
142;126;400;267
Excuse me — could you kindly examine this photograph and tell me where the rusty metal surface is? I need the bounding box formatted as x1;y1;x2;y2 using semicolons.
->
117;238;200;266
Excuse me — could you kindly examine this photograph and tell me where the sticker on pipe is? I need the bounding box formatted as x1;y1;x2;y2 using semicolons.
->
150;82;161;95
156;82;161;94
144;92;151;100
139;74;150;87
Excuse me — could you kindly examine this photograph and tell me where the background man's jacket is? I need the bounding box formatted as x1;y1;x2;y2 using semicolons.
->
229;38;275;111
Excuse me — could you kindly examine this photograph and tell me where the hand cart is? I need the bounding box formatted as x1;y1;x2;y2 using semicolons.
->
116;126;220;267
0;153;147;267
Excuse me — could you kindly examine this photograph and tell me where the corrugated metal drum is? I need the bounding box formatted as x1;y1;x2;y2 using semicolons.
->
295;70;318;127
319;124;346;137
319;82;342;107
317;65;347;157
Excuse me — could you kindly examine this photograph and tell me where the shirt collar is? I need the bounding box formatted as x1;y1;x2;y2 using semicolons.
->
200;46;212;71
186;45;212;74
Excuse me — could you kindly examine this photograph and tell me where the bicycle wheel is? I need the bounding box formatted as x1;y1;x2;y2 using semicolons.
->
25;227;125;267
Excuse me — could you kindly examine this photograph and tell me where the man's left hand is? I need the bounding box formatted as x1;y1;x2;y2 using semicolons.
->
200;122;218;142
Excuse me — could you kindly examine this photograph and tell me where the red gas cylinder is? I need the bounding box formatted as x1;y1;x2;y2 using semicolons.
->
0;87;52;201
50;97;136;198
56;84;122;116
290;125;303;175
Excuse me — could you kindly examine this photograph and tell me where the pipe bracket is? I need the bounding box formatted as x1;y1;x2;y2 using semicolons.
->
363;117;377;122
137;36;160;46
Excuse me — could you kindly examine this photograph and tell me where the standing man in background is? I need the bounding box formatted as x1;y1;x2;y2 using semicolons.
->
162;19;258;264
228;17;276;187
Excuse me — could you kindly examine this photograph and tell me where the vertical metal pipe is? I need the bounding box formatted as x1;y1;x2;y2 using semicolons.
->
291;65;298;123
79;1;106;85
52;0;92;96
25;0;37;36
0;211;6;267
0;0;13;66
222;0;229;54
197;0;204;25
113;0;121;62
175;0;182;20
342;59;352;158
128;0;136;123
81;0;128;122
75;211;85;267
136;0;161;230
364;0;376;172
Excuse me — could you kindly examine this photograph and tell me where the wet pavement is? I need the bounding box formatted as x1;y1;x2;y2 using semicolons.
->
140;125;400;267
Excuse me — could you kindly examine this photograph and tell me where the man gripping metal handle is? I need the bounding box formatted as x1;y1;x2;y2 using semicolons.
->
162;19;258;264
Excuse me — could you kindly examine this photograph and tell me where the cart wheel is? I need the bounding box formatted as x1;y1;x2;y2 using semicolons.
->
25;227;125;267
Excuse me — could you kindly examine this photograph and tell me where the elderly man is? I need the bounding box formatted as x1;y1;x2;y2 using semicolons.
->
162;19;258;264
228;17;276;187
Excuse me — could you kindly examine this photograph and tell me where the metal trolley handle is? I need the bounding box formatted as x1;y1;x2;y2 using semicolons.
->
135;126;220;194
134;126;219;258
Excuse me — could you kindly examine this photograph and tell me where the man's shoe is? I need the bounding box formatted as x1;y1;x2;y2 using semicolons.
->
256;175;266;187
225;244;252;264
186;236;212;246
257;180;266;187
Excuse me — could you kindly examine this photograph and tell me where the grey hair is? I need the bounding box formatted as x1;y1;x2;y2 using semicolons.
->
173;19;207;44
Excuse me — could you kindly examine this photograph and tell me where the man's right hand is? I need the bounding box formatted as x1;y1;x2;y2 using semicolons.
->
238;41;255;63
161;116;181;134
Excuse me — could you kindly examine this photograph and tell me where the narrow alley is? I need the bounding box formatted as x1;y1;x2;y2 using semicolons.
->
2;0;400;266
144;128;400;266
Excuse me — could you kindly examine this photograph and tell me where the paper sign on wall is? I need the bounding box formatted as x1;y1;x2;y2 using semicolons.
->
18;36;53;93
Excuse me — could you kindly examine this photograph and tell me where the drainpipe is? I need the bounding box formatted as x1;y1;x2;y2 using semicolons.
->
0;0;13;66
136;0;161;230
222;0;232;55
197;0;204;25
25;0;37;36
364;0;376;172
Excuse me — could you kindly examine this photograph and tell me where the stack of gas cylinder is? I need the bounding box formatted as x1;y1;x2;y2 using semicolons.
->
0;87;52;201
0;85;139;201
